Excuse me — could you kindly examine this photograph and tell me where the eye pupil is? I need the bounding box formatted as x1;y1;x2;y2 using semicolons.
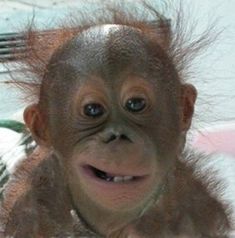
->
84;103;104;118
125;98;146;112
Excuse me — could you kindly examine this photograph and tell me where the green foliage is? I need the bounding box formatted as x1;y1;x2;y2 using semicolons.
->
0;120;26;133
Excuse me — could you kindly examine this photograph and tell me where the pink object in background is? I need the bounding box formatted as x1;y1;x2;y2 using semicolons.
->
193;122;235;157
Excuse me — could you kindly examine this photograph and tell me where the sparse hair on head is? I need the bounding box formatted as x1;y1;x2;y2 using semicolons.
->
6;0;215;103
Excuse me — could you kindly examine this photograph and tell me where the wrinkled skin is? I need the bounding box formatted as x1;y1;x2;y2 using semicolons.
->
0;25;231;237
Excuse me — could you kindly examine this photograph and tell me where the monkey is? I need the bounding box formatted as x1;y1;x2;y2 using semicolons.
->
0;1;232;237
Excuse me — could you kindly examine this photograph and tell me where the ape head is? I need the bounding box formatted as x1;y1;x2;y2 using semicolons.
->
9;2;216;236
23;24;197;234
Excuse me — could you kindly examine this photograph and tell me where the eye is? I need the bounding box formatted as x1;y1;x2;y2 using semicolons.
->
83;103;105;118
125;97;146;113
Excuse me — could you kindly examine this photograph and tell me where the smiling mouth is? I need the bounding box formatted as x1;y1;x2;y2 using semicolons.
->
83;165;144;183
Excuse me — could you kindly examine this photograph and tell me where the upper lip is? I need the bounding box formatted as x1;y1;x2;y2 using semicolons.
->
81;162;149;177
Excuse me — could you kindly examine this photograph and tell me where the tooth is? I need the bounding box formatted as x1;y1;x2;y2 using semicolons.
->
113;176;124;183
123;176;133;181
106;177;113;182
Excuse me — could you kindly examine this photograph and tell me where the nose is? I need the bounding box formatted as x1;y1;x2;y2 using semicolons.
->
101;129;132;143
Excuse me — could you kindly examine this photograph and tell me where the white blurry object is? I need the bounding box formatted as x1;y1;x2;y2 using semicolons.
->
0;128;22;156
192;122;235;231
0;128;26;172
193;122;235;157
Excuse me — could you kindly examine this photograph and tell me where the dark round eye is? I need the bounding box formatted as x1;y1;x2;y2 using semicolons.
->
125;97;146;113
83;103;105;118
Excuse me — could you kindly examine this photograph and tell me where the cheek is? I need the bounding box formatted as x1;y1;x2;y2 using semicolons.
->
50;126;78;159
150;103;181;157
48;107;77;155
152;123;181;158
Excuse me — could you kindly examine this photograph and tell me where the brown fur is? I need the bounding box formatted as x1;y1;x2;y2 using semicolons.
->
0;148;230;237
1;1;231;237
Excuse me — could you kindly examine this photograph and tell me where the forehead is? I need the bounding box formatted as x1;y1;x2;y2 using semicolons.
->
50;25;159;84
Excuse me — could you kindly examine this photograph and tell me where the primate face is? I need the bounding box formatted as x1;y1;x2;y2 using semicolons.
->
24;24;196;234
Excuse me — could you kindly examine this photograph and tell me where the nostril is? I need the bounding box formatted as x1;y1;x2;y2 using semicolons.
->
120;134;130;141
109;134;117;142
103;133;132;143
103;133;117;143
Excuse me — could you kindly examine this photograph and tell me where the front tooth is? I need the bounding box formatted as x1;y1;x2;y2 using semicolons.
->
106;177;113;182
113;176;124;183
123;176;133;181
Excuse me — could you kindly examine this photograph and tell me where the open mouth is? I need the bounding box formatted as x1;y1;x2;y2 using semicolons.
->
79;164;153;208
83;165;142;183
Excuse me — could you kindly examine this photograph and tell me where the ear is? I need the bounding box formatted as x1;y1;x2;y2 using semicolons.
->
180;83;197;132
23;104;51;147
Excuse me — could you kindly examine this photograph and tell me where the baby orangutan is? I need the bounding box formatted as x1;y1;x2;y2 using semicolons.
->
0;1;232;237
